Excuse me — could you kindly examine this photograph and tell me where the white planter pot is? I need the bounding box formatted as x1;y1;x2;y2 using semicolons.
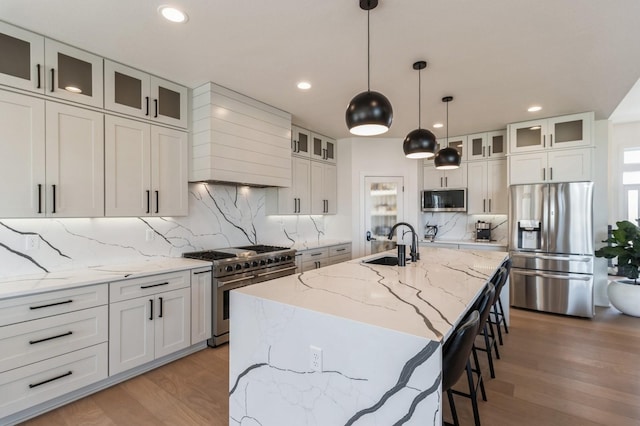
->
607;279;640;317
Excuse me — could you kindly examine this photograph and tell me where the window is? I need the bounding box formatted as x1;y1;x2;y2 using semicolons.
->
623;147;640;223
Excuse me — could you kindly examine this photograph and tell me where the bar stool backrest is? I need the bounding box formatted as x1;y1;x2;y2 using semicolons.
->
442;310;480;391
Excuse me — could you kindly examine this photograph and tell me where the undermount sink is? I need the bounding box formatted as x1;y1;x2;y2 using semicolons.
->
363;256;399;266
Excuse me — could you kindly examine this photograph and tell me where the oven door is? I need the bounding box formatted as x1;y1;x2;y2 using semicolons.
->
254;265;297;283
213;273;255;346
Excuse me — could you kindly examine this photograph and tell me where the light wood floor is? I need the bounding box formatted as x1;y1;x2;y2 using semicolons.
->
22;307;640;426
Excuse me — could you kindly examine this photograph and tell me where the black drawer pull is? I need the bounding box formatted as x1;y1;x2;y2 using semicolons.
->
311;252;323;257
29;371;72;388
29;331;73;345
30;299;72;310
140;281;169;289
336;248;346;252
193;270;211;275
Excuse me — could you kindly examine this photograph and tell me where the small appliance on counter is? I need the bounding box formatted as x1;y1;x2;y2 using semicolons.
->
475;221;491;242
424;224;438;242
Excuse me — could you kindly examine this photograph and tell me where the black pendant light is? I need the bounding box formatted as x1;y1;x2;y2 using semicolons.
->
434;96;461;169
345;0;393;136
403;61;437;159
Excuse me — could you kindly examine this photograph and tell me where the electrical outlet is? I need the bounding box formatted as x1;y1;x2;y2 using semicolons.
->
145;229;156;242
24;235;40;251
309;345;323;372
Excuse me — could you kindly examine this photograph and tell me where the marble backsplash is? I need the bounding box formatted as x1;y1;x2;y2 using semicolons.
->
0;183;337;278
421;212;509;243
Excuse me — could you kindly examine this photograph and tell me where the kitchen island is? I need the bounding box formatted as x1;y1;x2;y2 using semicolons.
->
230;247;507;425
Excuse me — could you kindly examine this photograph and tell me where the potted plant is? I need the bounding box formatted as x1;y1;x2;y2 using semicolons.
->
595;220;640;316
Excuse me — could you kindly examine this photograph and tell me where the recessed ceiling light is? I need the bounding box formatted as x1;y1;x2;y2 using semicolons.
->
158;5;188;23
297;81;311;90
528;105;542;112
433;123;443;128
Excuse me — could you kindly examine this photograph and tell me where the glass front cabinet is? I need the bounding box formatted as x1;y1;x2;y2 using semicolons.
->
508;112;593;154
291;125;312;158
311;132;337;164
467;130;506;161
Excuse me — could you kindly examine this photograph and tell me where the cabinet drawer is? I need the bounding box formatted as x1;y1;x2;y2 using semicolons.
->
329;254;352;265
0;306;107;373
0;342;108;418
110;270;190;302
0;285;108;327
329;244;351;257
300;248;329;262
301;259;329;272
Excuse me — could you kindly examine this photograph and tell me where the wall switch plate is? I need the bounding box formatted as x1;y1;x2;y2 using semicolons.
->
24;235;40;251
309;345;323;372
145;229;156;242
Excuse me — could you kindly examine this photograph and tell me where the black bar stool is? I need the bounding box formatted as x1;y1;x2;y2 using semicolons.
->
490;259;512;345
472;282;500;379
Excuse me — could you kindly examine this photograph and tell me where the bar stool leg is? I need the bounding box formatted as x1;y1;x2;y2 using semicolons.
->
446;389;459;426
465;360;482;426
492;304;504;345
498;298;509;334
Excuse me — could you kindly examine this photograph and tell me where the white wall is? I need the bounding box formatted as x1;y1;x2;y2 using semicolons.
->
593;120;611;306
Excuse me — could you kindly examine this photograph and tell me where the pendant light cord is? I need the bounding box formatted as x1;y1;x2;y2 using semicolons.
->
418;69;421;128
446;99;449;145
367;9;370;91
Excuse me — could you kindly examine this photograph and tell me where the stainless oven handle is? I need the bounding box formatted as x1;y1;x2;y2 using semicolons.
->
217;275;255;287
256;266;297;277
513;269;591;281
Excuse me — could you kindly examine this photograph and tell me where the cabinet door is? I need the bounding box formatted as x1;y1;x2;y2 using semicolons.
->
466;161;487;214
154;288;191;359
445;135;467;162
548;112;592;149
508;152;548;185
548;148;592;182
291;125;311;158
0;91;45;217
310;161;324;214
509;120;548;154
324;137;337;164
44;39;103;108
45;102;104;217
294;156;311;214
104;60;151;119
105;115;151;216
109;297;154;375
423;166;443;189
466;132;487;161
487;159;508;214
191;268;212;344
487;130;506;158
324;163;337;214
150;76;187;128
444;163;467;188
151;126;188;216
0;22;45;93
310;133;337;164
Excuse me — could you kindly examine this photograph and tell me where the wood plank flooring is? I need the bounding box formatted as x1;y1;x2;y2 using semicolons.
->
21;307;640;426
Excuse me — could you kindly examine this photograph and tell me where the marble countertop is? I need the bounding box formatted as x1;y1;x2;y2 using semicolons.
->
236;247;508;342
419;239;508;247
0;258;211;300
290;239;351;251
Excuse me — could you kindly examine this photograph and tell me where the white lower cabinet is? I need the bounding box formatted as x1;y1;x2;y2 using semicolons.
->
298;243;352;272
109;286;190;375
190;268;212;344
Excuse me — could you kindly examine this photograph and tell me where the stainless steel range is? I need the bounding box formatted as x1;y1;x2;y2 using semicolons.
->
183;245;296;346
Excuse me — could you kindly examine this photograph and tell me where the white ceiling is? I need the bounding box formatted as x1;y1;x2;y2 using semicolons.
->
2;0;640;139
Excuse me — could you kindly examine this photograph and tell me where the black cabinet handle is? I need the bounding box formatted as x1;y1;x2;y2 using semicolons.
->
37;184;42;213
36;64;41;89
140;281;169;289
155;190;159;214
52;184;56;214
489;199;492;212
29;371;72;389
29;331;73;345
154;99;158;118
543;134;546;148
550;134;553;147
146;190;150;214
483;199;486;213
158;297;163;318
145;97;150;116
543;168;546;181
50;68;55;92
30;299;72;310
550;167;553;180
336;248;346;252
193;270;211;275
149;299;153;320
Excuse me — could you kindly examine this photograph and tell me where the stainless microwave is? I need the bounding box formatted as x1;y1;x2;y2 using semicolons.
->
421;189;467;212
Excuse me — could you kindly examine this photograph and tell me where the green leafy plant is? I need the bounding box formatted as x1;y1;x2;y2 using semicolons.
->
595;220;640;283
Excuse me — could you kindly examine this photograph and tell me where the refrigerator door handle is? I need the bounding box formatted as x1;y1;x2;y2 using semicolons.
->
513;269;592;281
512;252;592;262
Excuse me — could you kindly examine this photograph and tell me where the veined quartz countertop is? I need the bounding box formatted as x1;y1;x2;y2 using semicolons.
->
419;239;507;248
236;246;508;342
0;258;211;300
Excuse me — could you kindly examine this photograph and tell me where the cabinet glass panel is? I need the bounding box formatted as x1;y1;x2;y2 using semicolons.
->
114;71;142;109
57;52;92;96
554;120;582;144
516;126;541;148
326;140;335;160
471;137;483;156
158;86;181;119
448;139;464;157
491;134;504;154
313;136;322;156
298;132;308;153
0;32;30;80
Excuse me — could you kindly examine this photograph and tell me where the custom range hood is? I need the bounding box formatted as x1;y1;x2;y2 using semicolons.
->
190;82;293;187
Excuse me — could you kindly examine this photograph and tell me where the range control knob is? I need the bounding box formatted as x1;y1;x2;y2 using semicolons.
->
286;255;292;261
235;264;242;271
267;258;273;264
252;261;258;267
280;256;287;262
260;259;266;266
244;262;250;269
225;265;233;272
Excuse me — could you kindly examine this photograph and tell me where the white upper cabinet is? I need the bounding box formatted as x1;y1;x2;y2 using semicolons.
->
105;61;187;128
467;130;506;161
291;125;311;158
508;112;593;154
311;162;337;214
423;163;467;190
468;159;508;214
0;22;44;93
508;148;592;185
151;126;188;216
310;132;337;164
265;156;311;215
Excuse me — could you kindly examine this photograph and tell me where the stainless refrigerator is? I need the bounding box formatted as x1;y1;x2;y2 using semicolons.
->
509;182;594;318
